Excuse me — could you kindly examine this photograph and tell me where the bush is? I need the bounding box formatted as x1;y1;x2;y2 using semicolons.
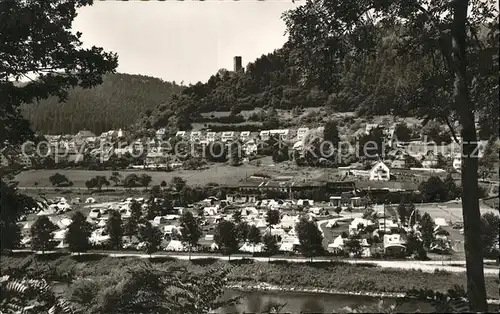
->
229;258;254;265
269;260;289;265
190;258;219;266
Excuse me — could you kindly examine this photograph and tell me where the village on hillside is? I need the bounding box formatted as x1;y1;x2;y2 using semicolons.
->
7;108;500;264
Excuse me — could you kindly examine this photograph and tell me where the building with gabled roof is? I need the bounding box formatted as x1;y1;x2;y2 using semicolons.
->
369;161;391;181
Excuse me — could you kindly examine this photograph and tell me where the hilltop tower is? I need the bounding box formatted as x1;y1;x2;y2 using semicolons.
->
233;56;242;72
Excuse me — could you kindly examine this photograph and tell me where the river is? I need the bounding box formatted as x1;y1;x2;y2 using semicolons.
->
53;282;433;313
217;289;433;313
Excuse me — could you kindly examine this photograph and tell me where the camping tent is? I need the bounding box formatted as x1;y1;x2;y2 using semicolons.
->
53;229;68;241
239;242;263;253
326;220;339;228
37;207;55;216
327;235;345;252
97;219;108;228
85;197;96;204
166;240;185;251
56;240;68;249
279;242;294;252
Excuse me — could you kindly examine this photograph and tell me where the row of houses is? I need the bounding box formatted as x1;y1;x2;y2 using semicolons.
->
157;128;311;143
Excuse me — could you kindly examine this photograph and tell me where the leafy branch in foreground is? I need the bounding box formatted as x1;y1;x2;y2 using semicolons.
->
0;275;76;314
69;262;240;314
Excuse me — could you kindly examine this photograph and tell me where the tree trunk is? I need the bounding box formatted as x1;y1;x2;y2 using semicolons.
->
451;0;487;311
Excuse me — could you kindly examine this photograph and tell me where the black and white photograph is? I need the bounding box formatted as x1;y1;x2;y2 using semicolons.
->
1;0;499;313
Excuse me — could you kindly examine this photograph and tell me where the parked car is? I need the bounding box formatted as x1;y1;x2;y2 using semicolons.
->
452;222;463;229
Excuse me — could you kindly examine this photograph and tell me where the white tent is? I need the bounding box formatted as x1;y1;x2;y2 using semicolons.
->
153;216;167;225
90;229;110;245
241;207;258;216
54;218;72;229
287;228;297;237
85;197;96;204
23;222;33;230
309;207;323;215
267;227;286;238
279;242;294;252
293;141;304;149
210;242;219;250
255;219;267;228
349;218;375;233
281;235;300;245
204;234;214;241
56;240;68;249
204;207;218;216
97;219;108;227
53;229;67;241
164;215;180;220
434;217;448;227
55;202;71;211
280;215;298;229
297;199;314;206
166;240;185;251
37;207;55;216
239;242;263;253
328;235;345;250
326;220;339;228
21;236;31;246
163;225;180;235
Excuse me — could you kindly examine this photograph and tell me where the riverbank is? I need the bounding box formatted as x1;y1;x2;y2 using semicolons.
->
9;250;500;274
1;254;499;301
227;282;500;306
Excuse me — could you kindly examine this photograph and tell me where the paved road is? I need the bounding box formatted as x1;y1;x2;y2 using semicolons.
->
12;250;498;275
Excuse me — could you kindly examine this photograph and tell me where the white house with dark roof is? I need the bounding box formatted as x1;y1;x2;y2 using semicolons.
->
259;130;270;141
421;150;438;168
206;132;217;142
221;131;235;142
190;131;201;142
270;129;290;141
369;161;390;181
156;128;167;139
175;131;189;140
239;131;251;142
365;124;379;135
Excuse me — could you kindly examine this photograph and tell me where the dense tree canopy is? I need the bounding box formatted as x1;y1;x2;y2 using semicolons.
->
22;73;183;135
1;0;118;144
282;0;498;310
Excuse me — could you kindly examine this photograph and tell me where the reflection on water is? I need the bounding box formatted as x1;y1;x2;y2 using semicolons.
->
56;282;488;313
218;290;395;313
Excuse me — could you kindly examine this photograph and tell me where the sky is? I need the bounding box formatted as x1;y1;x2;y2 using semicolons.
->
73;1;300;85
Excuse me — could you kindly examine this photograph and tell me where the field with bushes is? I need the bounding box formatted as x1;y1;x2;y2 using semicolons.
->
1;254;499;299
14;166;256;188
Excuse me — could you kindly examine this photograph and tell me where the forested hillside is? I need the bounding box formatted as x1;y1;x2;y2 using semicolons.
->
134;24;497;139
21;73;184;135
